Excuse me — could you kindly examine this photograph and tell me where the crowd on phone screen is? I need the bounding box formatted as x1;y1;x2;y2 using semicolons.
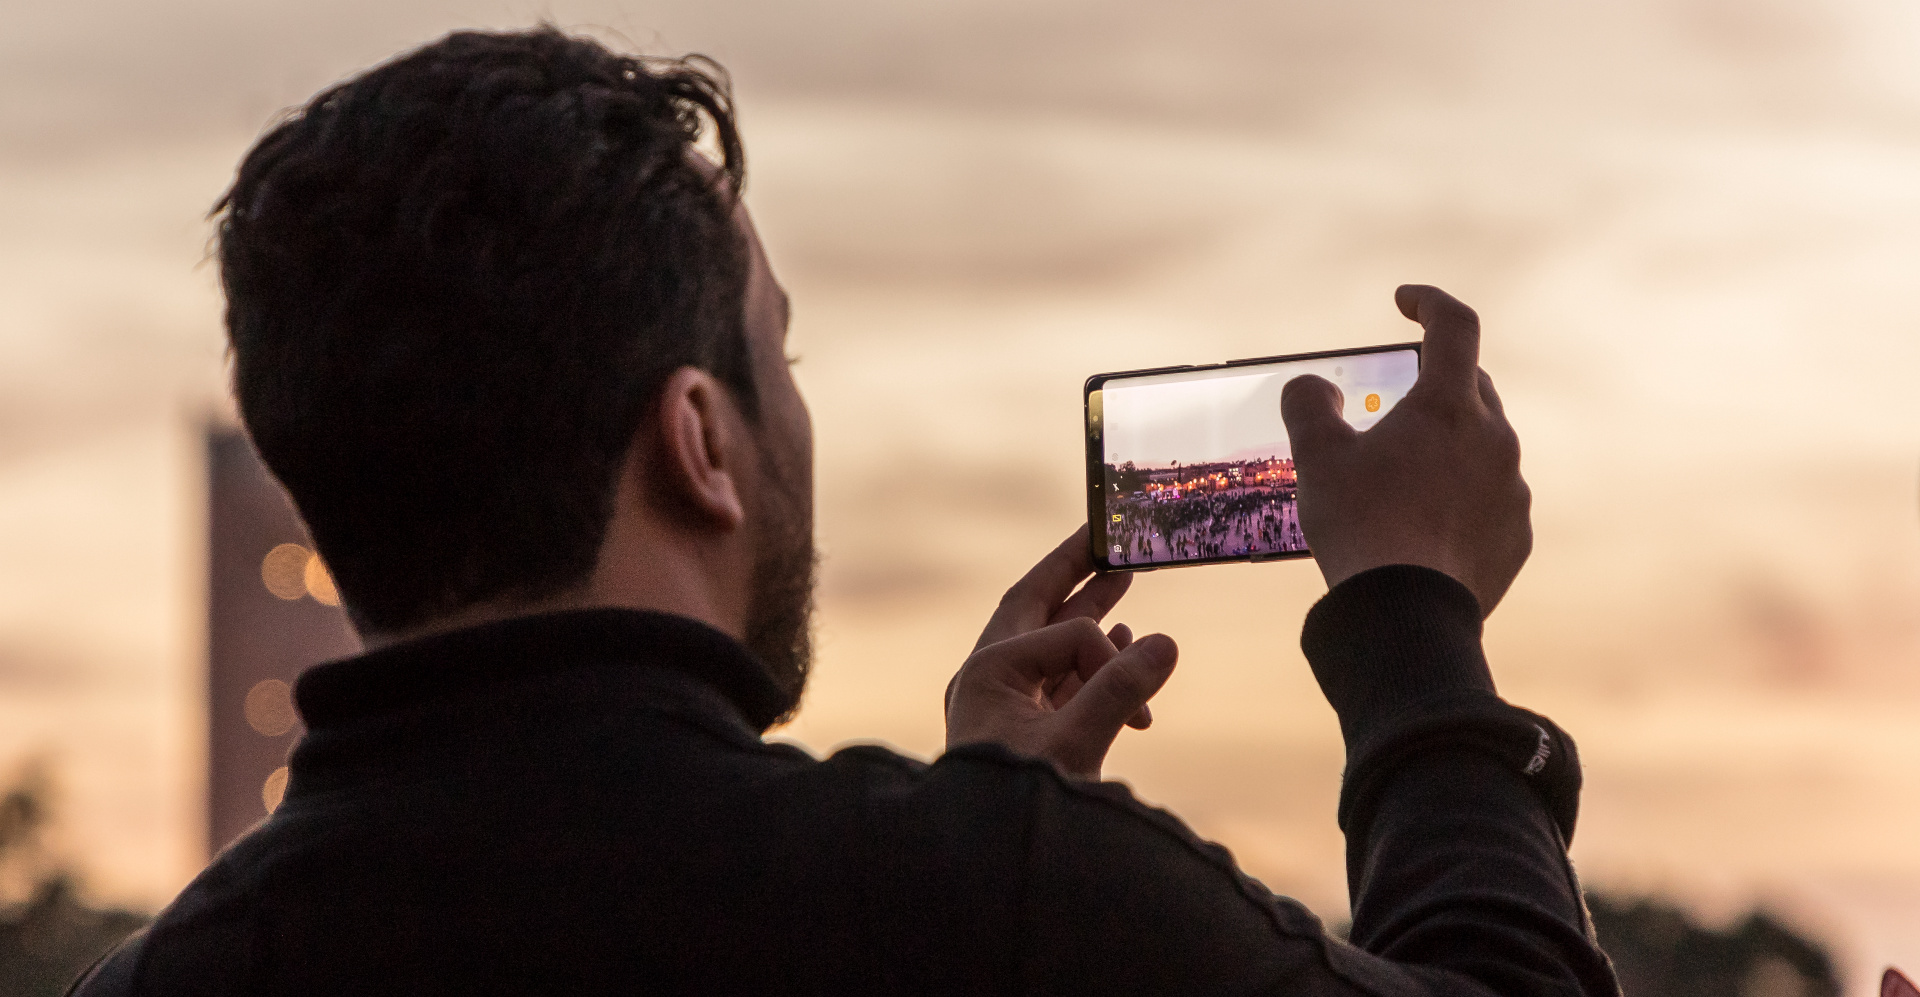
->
1107;488;1306;565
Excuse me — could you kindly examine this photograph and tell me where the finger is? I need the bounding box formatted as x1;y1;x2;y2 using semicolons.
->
976;526;1098;651
1053;670;1150;727
1476;367;1505;418
1476;368;1525;470
1057;633;1178;742
1396;284;1480;399
1280;374;1357;467
1105;625;1151;728
970;617;1116;691
1048;571;1132;629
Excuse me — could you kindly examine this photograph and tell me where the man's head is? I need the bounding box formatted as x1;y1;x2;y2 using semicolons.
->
215;27;815;711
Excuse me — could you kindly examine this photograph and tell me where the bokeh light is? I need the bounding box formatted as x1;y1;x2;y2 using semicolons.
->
260;767;288;814
260;543;313;601
303;556;340;607
243;679;297;738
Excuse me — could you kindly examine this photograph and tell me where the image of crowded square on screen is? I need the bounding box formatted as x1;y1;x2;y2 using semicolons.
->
1096;348;1419;567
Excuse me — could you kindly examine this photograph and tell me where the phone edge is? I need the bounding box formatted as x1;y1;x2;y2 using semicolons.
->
1083;340;1422;573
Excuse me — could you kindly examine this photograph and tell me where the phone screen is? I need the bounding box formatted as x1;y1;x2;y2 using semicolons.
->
1085;343;1420;571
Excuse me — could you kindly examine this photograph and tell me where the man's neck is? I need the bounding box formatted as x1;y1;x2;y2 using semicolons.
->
358;548;744;654
356;590;597;652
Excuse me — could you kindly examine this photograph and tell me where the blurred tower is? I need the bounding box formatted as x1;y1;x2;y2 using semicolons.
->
205;426;360;856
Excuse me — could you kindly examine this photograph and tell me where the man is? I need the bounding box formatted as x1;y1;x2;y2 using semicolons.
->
73;27;1617;996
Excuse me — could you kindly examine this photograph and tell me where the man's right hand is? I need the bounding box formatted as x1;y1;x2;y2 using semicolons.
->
943;527;1179;780
1280;285;1532;616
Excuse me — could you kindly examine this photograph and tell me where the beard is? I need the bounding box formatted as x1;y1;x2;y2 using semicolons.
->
741;441;816;725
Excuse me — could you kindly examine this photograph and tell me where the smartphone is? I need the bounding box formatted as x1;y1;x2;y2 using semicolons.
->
1084;342;1421;571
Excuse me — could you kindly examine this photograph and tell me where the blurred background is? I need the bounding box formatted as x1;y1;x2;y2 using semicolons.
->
2;0;1918;993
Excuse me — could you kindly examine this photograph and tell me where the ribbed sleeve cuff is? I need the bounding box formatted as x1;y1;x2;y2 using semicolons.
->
1301;564;1495;749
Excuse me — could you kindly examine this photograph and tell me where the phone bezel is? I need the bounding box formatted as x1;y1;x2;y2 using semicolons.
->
1084;341;1422;573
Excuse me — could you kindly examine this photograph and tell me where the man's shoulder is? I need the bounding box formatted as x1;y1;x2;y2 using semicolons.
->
878;743;1341;987
65;887;255;997
790;740;1213;861
909;742;1193;830
63;927;144;997
861;741;1263;885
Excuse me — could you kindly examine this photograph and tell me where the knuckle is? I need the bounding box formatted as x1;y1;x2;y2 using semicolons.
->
953;649;989;681
1409;387;1464;416
1063;616;1105;642
1098;661;1151;707
1496;430;1522;469
1436;294;1480;327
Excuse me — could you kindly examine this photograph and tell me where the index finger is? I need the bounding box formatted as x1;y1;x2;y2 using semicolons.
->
1396;284;1480;399
976;525;1099;651
973;618;1117;689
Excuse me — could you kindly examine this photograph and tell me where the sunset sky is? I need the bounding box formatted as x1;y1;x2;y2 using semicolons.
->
3;0;1920;990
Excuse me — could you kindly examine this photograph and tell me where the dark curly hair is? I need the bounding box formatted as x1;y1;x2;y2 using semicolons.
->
214;27;752;633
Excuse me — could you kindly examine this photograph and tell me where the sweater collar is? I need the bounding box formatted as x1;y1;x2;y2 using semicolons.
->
293;608;793;733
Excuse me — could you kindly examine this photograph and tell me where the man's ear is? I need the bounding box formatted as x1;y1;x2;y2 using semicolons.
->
649;367;749;531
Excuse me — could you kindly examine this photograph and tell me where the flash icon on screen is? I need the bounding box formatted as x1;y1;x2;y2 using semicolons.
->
1364;393;1381;413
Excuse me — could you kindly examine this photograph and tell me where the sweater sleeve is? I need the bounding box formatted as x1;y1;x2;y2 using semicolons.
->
1006;564;1618;996
1302;565;1618;995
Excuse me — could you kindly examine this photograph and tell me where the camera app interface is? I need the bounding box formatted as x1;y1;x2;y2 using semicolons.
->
1096;348;1418;566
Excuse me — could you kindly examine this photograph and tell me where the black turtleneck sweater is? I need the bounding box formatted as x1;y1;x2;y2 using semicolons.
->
71;565;1619;996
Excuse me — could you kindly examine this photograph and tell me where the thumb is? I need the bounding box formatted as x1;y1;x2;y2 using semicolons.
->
1057;633;1178;744
1281;374;1357;466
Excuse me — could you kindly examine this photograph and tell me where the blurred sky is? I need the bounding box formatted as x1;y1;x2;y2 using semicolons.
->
4;0;1920;988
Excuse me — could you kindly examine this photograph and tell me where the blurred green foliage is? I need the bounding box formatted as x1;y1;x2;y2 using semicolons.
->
1587;892;1840;997
0;759;148;997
